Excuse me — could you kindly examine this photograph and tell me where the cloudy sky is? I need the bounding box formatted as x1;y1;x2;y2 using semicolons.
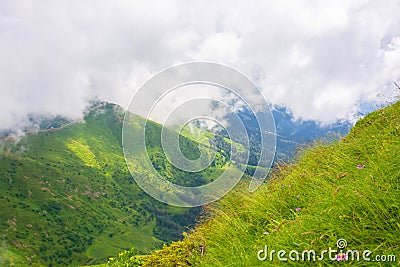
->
1;0;400;130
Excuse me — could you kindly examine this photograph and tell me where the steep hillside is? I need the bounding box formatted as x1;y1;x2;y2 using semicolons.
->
0;102;228;266
111;102;400;266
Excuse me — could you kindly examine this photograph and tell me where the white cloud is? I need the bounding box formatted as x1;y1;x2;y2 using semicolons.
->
1;0;400;130
190;32;242;63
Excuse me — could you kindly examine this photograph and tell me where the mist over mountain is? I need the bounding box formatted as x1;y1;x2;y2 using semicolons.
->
2;2;400;267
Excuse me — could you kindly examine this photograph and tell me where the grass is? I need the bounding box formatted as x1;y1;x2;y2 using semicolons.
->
87;220;160;259
110;101;400;266
0;242;27;266
67;138;101;169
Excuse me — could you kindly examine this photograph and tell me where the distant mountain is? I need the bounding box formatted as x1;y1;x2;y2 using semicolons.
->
228;106;351;164
271;106;351;159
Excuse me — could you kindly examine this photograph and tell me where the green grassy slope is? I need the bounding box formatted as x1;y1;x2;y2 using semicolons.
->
112;101;400;266
0;102;228;266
